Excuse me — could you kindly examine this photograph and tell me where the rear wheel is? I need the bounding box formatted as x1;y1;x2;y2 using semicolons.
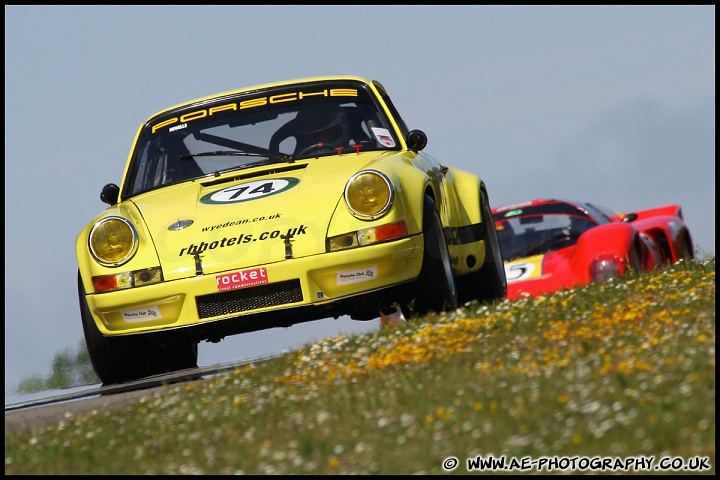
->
78;272;198;385
679;233;695;261
457;190;507;305
406;195;458;317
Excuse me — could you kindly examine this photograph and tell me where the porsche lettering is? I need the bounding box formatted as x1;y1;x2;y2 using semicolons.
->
152;88;358;134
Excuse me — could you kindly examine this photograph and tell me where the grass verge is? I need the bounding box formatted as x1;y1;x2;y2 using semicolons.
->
4;258;715;474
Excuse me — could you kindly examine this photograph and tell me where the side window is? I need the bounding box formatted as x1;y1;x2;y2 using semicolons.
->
372;81;409;138
379;95;409;138
130;139;161;194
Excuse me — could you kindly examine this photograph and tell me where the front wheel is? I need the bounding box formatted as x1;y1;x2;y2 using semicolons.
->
407;196;458;317
78;272;198;385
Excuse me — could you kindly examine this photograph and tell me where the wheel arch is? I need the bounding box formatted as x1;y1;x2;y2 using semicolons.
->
446;166;486;225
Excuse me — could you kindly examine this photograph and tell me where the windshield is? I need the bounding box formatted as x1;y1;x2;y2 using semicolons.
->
124;81;400;197
493;204;599;261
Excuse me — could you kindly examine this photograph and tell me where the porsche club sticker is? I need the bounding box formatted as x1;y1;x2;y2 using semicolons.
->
200;178;299;205
121;306;162;323
337;266;378;285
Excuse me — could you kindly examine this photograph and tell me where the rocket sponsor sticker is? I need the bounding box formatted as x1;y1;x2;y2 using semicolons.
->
217;267;269;291
121;306;162;323
337;266;378;285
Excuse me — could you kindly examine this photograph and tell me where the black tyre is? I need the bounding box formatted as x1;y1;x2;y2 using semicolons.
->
680;233;695;261
629;240;643;273
409;195;458;316
78;271;198;384
457;191;507;305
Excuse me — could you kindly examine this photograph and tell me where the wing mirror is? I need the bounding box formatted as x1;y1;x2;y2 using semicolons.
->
406;129;427;152
100;183;120;206
622;212;639;223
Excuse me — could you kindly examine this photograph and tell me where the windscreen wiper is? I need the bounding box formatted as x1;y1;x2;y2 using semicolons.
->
183;151;295;179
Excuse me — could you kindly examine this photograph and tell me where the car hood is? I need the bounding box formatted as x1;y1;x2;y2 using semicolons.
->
130;156;381;281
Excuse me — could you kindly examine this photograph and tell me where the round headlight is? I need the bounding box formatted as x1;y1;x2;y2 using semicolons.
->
344;170;394;219
89;217;139;266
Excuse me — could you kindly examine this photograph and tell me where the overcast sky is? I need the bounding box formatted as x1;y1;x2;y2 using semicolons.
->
5;5;715;396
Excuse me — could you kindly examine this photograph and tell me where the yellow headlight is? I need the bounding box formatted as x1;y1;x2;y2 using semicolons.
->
344;170;393;219
89;217;138;266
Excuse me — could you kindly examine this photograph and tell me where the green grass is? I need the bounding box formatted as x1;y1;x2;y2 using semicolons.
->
5;257;715;474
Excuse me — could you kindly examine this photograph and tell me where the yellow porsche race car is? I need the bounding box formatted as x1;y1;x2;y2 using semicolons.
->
76;75;507;384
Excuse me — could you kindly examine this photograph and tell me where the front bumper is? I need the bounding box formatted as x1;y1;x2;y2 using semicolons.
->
84;236;422;337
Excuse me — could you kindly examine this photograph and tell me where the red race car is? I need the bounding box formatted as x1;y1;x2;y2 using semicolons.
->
491;199;694;300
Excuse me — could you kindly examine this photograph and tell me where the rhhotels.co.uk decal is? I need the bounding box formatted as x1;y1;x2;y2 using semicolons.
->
178;224;309;256
200;178;299;205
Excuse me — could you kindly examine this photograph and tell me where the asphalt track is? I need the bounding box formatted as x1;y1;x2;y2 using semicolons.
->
4;358;271;435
